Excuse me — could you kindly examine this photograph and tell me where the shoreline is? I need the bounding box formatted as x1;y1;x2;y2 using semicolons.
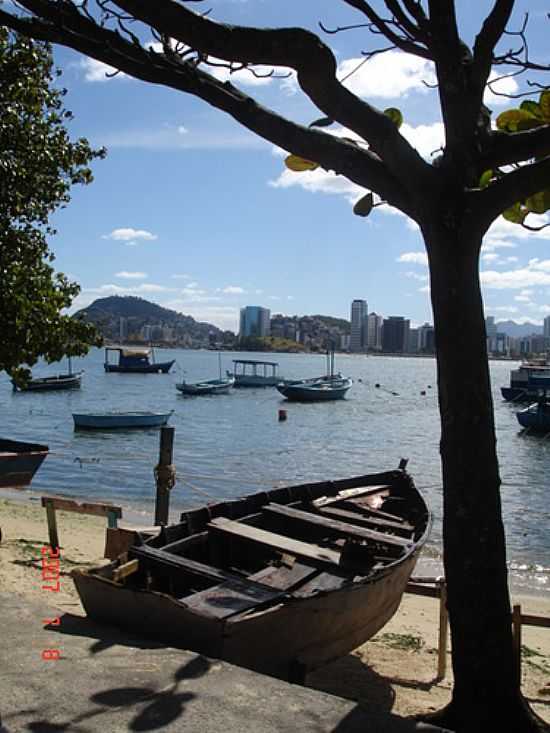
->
1;495;549;722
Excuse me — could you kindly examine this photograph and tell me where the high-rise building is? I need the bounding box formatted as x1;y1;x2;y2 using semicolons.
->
485;316;497;338
544;315;550;339
350;299;368;352
418;322;435;353
239;306;271;339
382;316;410;353
367;312;383;351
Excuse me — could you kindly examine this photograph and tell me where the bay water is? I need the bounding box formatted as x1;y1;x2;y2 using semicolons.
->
1;348;548;598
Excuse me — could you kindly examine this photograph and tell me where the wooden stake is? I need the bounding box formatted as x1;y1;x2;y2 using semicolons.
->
44;499;59;551
154;426;175;526
437;579;448;680
513;603;522;687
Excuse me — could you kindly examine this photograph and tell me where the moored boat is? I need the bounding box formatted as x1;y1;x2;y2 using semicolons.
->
12;371;83;392
277;376;353;401
104;347;175;374
0;438;49;488
501;360;550;402
72;411;173;430
176;377;235;395
72;466;431;682
227;359;282;387
516;400;550;432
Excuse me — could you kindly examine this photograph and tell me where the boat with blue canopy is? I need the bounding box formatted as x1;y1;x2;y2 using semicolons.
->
227;359;282;387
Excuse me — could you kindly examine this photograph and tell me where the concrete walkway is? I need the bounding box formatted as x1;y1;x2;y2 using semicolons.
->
0;592;448;733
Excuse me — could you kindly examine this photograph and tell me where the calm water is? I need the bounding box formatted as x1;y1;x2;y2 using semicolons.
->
1;348;548;597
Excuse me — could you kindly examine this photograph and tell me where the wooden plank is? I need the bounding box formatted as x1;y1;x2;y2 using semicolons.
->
521;613;550;629
112;559;139;583
264;503;411;549
43;500;59;550
313;485;391;508
41;496;122;519
130;544;235;584
182;577;284;619
209;517;341;568
249;561;320;591
317;505;413;536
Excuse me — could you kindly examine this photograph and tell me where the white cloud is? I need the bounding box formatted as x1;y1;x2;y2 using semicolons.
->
82;283;174;297
162;302;239;331
484;215;550;251
220;286;245;295
405;271;429;282
484;71;519;107
398;252;428;266
99;126;264;151
337;51;436;99
171;273;193;280
491;305;519;313
81;58;126;82
115;271;147;279
481;263;550;290
102;228;158;242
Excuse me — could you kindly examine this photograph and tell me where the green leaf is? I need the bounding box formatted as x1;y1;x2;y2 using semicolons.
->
540;90;550;122
502;202;527;224
384;107;403;128
525;190;550;215
479;170;494;189
520;100;543;119
353;192;374;217
496;109;537;132
284;154;319;172
308;117;334;128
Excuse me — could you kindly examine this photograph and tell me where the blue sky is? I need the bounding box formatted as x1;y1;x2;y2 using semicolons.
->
41;1;550;332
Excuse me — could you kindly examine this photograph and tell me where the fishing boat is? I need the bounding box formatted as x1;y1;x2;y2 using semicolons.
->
176;377;235;396
227;359;282;387
104;347;175;374
277;350;352;401
11;357;83;392
176;355;235;395
501;360;550;402
72;465;431;682
72;411;173;430
516;375;550;432
0;438;49;488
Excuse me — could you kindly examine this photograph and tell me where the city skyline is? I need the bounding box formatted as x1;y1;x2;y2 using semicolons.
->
32;3;550;333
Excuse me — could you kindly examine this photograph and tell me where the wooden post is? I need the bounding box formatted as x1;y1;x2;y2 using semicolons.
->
437;579;448;680
154;426;175;526
44;499;59;550
107;509;119;529
513;603;522;687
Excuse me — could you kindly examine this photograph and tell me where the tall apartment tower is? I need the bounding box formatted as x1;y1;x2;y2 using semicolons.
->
382;316;410;353
544;315;550;339
239;306;271;339
367;312;383;351
350;299;368;352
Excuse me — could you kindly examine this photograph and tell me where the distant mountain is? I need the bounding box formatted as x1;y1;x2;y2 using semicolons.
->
74;296;229;346
496;320;543;338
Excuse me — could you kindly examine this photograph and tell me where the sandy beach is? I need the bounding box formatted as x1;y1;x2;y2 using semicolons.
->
1;494;549;723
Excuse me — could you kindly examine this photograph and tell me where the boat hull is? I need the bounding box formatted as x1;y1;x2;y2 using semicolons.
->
176;378;234;395
516;406;550;432
72;412;172;429
104;361;174;374
0;439;49;489
277;384;351;401
232;375;281;387
72;469;430;681
12;372;83;392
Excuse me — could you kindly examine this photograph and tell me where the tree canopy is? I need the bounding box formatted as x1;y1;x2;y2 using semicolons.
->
0;27;104;381
0;2;548;731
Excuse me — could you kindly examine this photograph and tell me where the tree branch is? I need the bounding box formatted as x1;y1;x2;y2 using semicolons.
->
479;126;550;169
472;156;550;230
0;4;417;217
473;0;515;74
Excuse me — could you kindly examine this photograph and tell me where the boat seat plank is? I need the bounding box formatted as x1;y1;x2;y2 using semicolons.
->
130;544;234;583
182;577;284;619
313;485;391;508
264;503;411;548
315;505;414;536
208;517;341;568
249;560;320;591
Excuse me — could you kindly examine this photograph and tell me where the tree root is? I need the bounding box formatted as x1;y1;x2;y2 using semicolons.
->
413;698;550;733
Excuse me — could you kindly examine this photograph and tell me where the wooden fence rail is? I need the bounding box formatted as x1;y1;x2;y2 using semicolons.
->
41;496;122;551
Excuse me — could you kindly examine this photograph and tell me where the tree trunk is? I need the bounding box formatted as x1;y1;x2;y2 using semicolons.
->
419;216;545;732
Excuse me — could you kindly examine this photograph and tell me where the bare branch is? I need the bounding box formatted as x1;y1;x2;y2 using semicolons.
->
480;126;550;169
383;0;428;43
473;0;515;77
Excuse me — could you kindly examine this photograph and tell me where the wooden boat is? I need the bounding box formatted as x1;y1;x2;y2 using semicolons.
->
176;377;235;396
72;411;173;430
104;347;175;374
12;357;83;392
516;375;550;432
0;438;49;488
227;359;282;387
12;371;83;392
277;376;352;401
501;361;550;402
72;466;431;681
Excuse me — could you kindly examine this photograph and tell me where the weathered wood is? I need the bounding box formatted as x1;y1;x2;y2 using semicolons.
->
130;543;235;584
264;503;411;549
249;561;320;591
162;531;209;554
112;559;139;583
43;499;59;550
317;505;413;536
182;577;284;619
313;485;391;508
437;581;448;680
154;426;175;526
40;496;122;519
513;604;522;687
209;517;341;568
521;613;550;629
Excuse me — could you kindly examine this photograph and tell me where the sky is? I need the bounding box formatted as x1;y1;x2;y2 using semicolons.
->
35;0;550;333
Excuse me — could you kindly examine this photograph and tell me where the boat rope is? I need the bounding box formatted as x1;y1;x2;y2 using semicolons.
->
154;463;177;492
177;477;223;502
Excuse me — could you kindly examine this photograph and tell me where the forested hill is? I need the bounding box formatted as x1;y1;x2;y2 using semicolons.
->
74;296;226;346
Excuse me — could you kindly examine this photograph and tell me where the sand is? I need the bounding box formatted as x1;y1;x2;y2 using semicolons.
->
1;495;549;722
